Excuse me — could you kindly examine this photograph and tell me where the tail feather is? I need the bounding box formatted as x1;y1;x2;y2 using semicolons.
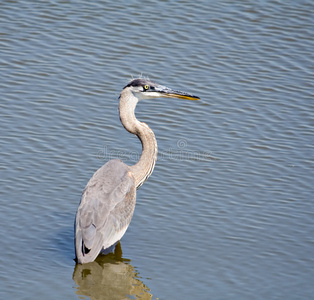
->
75;229;104;264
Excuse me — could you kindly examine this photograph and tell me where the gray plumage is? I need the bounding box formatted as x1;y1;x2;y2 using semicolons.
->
75;78;199;264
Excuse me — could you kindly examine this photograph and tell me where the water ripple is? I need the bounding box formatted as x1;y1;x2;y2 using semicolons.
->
1;1;314;299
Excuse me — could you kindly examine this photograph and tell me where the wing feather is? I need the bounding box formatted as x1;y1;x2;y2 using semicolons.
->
75;159;136;264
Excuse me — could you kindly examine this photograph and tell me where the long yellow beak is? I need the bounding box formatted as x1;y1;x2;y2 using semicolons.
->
163;92;200;100
156;85;200;100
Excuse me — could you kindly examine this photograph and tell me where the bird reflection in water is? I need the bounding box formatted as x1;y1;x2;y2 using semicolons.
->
73;242;153;300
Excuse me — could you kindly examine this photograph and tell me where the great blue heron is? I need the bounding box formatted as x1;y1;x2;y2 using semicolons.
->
75;78;200;264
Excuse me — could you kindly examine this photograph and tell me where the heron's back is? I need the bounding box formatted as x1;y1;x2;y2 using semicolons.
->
75;159;136;264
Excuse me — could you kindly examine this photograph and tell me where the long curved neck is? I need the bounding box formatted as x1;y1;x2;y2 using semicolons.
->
119;88;157;188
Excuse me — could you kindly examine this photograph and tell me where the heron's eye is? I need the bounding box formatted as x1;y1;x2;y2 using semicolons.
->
143;85;149;91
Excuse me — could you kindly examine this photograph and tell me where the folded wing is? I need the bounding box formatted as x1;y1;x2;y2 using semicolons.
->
75;159;136;264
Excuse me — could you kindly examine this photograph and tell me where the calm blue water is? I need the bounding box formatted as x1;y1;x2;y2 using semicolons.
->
1;1;313;299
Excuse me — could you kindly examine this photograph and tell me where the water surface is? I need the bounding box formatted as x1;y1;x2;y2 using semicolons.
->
1;1;313;299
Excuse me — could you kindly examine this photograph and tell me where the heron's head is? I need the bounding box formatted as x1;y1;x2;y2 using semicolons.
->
124;78;200;101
